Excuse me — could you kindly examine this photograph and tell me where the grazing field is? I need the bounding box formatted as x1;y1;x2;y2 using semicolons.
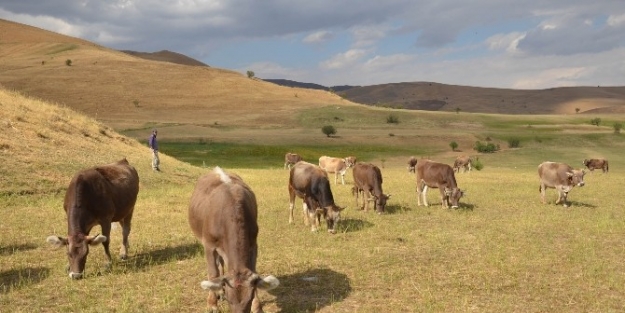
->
3;150;625;312
3;88;625;312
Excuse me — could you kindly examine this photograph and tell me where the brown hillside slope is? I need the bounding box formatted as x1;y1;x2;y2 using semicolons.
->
0;88;201;196
339;82;625;115
0;19;357;131
120;50;210;67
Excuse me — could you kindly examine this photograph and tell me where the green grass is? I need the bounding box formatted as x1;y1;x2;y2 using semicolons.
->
3;153;625;312
160;141;425;169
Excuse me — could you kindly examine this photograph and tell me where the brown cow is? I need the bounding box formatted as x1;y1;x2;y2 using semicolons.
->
284;152;302;169
416;159;464;208
289;161;344;233
407;156;418;173
583;158;609;173
539;161;586;207
453;155;472;173
189;167;279;313
352;162;390;214
46;158;139;279
318;155;356;185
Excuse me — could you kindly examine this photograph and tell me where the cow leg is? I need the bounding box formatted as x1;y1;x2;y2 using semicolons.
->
302;202;309;226
438;188;448;208
539;184;547;204
417;181;427;206
340;171;346;185
119;215;132;260
99;222;113;269
422;185;430;206
288;187;296;224
203;247;221;312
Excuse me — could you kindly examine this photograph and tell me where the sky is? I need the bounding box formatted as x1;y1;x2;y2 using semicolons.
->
1;0;624;89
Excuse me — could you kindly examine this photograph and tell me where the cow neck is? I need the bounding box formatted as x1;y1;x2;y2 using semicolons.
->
67;204;92;236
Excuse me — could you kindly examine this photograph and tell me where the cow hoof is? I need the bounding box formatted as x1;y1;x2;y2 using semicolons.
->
120;254;128;260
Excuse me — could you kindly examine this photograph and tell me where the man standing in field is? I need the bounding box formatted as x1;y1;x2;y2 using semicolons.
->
148;129;160;171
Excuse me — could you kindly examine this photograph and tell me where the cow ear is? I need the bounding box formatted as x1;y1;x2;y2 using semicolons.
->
201;277;226;291
87;234;107;245
386;194;391;199
256;275;280;290
46;236;68;248
566;172;574;178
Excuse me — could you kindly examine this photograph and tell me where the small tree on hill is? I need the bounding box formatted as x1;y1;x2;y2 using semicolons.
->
246;70;255;79
449;141;458;151
590;118;601;126
65;59;72;66
614;122;622;134
575;108;580;113
321;125;337;137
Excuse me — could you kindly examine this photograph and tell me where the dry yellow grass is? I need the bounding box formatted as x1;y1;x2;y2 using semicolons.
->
0;88;202;195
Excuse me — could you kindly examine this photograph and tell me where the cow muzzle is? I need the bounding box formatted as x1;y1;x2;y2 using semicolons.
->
69;272;84;280
578;182;585;187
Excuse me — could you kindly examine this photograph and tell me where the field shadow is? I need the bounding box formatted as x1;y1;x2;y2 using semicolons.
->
383;204;411;214
567;201;597;209
0;243;38;256
267;268;351;312
116;243;202;272
337;218;373;233
0;267;50;294
456;203;475;211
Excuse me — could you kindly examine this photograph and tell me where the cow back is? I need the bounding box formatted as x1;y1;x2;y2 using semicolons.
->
290;161;335;208
189;167;258;253
318;156;346;173
65;158;139;223
539;161;585;187
416;159;457;189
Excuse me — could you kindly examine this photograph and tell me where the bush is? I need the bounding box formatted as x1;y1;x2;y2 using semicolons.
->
590;118;601;126
507;138;521;148
386;114;399;124
449;141;458;151
321;125;337;137
246;70;255;78
473;157;484;171
614;122;622;134
65;59;72;66
473;141;499;153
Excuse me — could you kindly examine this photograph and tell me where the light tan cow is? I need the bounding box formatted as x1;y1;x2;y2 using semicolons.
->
453;155;472;173
318;155;356;185
189;167;279;312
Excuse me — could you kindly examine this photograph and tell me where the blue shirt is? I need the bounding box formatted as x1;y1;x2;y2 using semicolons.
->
149;134;158;150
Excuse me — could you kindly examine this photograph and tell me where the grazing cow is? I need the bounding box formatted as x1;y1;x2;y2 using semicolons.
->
416;159;464;209
453;155;472;173
284;152;302;169
289;161;344;233
583;158;609;173
189;167;279;313
46;158;139;279
538;161;586;207
352;162;390;214
407;156;418;173
318;155;356;185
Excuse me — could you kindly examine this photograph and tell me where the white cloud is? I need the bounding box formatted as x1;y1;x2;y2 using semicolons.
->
486;32;526;53
0;9;83;38
302;30;334;44
349;25;388;48
607;13;625;27
320;49;368;70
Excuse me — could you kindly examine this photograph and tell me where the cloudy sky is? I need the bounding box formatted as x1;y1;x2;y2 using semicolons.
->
1;1;624;89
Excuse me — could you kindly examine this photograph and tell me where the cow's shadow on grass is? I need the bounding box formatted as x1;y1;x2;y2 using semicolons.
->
267;268;351;312
0;267;50;294
336;218;373;233
384;204;411;214
0;243;38;256
113;243;202;273
563;201;597;209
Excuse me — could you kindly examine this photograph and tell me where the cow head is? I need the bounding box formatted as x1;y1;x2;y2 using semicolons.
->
344;156;357;168
201;272;279;312
46;234;107;279
444;187;464;209
323;204;345;234
567;169;586;187
369;194;391;213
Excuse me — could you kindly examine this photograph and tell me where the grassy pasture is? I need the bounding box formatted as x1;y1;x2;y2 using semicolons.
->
3;88;625;312
3;149;625;312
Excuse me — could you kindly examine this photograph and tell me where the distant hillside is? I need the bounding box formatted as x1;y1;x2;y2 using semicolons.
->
0;18;356;132
338;82;625;114
264;79;357;92
120;50;209;67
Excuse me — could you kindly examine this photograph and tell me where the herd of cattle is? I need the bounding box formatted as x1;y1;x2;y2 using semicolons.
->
44;154;609;312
